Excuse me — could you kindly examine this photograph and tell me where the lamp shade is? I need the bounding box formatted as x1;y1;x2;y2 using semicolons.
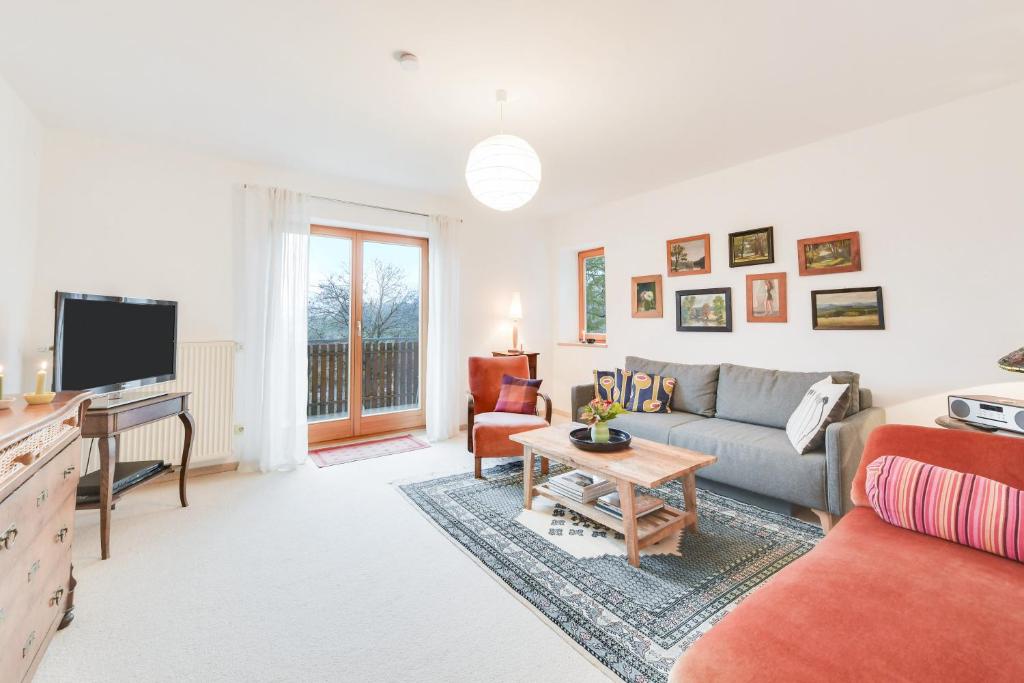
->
465;134;541;211
999;347;1024;373
509;292;523;320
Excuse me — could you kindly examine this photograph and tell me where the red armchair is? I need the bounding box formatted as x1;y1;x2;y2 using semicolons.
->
467;355;552;478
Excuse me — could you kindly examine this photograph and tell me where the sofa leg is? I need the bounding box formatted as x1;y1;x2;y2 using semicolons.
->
474;457;482;479
540;457;548;476
811;508;838;533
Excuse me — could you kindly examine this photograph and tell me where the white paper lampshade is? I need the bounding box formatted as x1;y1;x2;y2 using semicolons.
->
509;292;523;320
465;134;541;211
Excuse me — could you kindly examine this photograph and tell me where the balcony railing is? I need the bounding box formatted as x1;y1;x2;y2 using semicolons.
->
307;338;419;419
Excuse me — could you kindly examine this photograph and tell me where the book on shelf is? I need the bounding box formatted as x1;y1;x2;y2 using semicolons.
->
594;491;665;520
545;469;616;503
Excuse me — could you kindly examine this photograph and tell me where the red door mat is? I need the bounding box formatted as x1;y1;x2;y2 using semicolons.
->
309;434;430;468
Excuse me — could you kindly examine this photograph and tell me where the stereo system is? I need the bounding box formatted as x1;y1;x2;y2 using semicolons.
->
947;394;1024;434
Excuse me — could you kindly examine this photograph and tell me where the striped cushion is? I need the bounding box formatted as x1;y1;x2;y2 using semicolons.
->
866;455;1024;563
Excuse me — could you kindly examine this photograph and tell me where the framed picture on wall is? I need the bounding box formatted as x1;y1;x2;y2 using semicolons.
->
675;287;732;332
666;233;711;276
631;274;663;318
746;272;787;323
797;231;862;276
728;226;774;267
811;286;884;330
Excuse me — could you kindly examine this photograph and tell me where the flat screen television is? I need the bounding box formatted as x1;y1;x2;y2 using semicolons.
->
53;292;177;394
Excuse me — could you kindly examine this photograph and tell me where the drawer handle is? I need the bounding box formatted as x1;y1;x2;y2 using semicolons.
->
27;560;40;583
63;465;76;479
0;524;16;550
36;489;49;507
22;630;35;659
50;587;64;606
55;527;69;543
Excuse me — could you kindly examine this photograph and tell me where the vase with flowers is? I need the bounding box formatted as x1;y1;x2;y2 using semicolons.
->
579;398;627;443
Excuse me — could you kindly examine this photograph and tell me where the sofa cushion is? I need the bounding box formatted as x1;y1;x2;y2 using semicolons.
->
607;411;704;443
668;418;827;510
624;356;719;417
670;507;1024;683
493;374;542;415
472;412;547;458
867;455;1024;563
715;363;861;428
785;377;852;454
593;368;633;404
626;372;675;413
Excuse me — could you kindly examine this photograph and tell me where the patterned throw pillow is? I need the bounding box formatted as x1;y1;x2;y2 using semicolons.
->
494;374;543;415
785;377;851;454
866;455;1023;563
627;372;675;413
593;369;633;405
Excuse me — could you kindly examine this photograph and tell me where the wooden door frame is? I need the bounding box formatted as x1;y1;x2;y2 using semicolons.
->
308;225;429;444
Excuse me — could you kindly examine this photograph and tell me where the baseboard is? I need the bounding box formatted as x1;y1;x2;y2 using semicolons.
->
150;461;239;484
552;408;571;418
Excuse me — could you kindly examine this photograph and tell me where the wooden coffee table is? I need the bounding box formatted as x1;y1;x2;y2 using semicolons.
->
511;423;717;568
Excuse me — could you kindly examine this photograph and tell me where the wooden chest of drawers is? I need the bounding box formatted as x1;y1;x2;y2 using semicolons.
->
0;393;90;682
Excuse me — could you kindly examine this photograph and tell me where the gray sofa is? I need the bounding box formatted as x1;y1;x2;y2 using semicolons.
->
570;357;886;527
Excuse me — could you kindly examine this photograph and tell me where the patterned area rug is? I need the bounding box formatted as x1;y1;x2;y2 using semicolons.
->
309;434;429;468
400;461;822;682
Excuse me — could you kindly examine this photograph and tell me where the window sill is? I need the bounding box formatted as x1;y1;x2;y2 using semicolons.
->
557;341;609;349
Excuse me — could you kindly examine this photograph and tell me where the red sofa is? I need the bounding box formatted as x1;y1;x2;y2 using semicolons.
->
670;424;1024;682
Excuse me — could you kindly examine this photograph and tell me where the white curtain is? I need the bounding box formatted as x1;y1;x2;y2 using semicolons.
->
239;186;310;472
425;214;462;441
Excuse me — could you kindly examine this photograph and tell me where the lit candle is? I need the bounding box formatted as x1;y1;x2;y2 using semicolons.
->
0;365;4;399
35;362;47;395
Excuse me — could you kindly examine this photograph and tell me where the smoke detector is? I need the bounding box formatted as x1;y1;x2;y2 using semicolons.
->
396;51;420;71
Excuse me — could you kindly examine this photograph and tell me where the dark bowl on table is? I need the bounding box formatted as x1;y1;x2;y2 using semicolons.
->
568;427;632;452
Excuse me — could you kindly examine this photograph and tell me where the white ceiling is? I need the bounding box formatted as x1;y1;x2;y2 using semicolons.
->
2;1;1024;215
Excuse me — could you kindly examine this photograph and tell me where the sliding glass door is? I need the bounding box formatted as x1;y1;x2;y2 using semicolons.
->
307;226;428;443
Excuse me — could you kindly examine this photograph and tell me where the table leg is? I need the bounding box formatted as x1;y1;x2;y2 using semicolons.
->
523;446;535;510
683;473;698;532
617;480;640;567
540;456;549;476
98;434;118;560
178;410;195;507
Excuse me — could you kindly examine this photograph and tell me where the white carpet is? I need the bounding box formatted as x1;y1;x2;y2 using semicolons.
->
36;434;610;682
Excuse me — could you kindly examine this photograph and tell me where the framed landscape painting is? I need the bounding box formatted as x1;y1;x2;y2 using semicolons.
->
631;274;663;318
666;233;711;276
676;287;732;332
746;272;787;323
729;226;774;267
797;231;861;276
811;286;884;330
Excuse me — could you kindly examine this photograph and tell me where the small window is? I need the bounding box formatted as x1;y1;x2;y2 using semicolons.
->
577;247;606;341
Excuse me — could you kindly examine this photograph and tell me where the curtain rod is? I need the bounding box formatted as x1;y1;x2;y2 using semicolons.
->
243;184;462;222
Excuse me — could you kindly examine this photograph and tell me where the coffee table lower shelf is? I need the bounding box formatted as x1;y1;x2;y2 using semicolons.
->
533;482;694;550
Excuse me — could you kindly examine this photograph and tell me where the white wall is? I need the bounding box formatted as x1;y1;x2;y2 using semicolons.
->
546;82;1024;420
30;129;552;458
0;73;41;394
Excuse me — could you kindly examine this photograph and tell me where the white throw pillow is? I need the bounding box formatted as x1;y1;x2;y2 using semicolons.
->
786;377;852;454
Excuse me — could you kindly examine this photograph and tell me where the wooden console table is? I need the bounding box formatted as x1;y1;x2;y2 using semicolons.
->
79;392;195;559
491;351;539;379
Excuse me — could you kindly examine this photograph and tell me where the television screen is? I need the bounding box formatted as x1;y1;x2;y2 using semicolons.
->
55;293;177;392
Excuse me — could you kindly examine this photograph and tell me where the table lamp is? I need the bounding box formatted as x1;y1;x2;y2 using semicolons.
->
509;292;523;353
998;347;1024;373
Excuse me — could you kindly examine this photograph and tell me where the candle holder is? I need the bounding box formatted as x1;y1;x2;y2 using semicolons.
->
23;392;56;406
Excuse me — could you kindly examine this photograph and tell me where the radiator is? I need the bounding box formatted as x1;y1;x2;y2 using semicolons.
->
81;341;237;472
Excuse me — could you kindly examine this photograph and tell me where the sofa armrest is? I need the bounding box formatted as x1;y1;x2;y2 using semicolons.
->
466;392;476;453
537;393;553;423
570;383;595;421
824;406;886;516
